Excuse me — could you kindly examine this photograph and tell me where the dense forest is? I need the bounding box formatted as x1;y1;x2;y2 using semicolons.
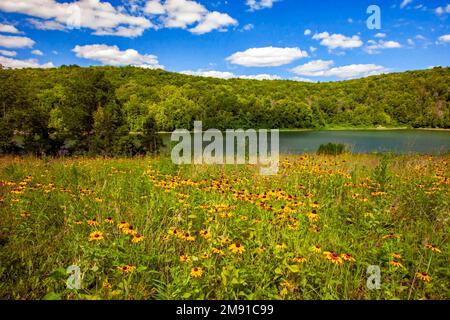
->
0;65;449;155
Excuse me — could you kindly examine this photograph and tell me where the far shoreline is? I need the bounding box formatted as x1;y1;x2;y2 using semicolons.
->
157;127;450;134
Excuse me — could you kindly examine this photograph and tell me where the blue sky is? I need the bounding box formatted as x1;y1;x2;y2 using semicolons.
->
0;0;449;82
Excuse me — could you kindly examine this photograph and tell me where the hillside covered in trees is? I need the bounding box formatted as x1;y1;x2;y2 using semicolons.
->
0;66;449;155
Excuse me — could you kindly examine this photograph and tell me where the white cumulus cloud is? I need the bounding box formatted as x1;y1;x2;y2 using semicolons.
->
0;0;238;36
290;60;334;76
246;0;280;11
0;0;154;38
290;59;388;79
438;34;450;43
312;32;363;50
189;11;238;34
143;0;237;34
159;0;207;28
0;34;35;48
364;39;402;54
0;23;23;34
27;18;67;31
290;76;315;83
226;46;308;67
72;44;164;69
144;0;166;15
323;64;388;79
0;49;17;57
181;70;235;79
181;70;281;80
0;55;54;68
31;49;43;56
238;74;281;80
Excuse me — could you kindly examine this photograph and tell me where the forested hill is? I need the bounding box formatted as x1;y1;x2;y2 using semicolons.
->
0;65;449;155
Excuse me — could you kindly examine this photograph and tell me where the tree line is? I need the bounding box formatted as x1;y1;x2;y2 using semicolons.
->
0;65;448;155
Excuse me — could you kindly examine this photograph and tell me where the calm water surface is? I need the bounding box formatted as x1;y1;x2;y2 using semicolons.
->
161;130;450;155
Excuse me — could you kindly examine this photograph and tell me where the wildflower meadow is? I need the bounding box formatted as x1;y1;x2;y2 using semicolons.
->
0;154;448;300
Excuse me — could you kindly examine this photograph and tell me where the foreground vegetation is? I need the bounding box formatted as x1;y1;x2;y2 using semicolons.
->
0;154;448;300
0;66;449;155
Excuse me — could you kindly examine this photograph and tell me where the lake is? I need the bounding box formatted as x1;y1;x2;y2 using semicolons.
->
278;130;450;154
162;130;450;155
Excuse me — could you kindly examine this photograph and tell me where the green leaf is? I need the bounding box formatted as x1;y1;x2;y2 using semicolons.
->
287;264;300;273
274;267;284;275
43;292;61;300
48;267;67;280
136;266;148;272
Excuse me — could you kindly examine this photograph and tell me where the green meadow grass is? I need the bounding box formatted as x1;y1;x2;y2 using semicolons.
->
0;154;448;300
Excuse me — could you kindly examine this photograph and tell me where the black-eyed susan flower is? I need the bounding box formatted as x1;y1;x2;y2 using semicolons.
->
310;201;320;209
416;272;432;283
255;246;266;254
87;218;99;227
425;244;442;254
229;243;245;254
389;260;404;268
190;267;203;278
288;223;300;230
132;233;145;243
118;264;136;274
168;228;180;237
180;255;191;263
74;220;83;225
292;256;306;264
200;253;209;260
102;279;112;289
324;251;343;266
221;237;231;245
104;217;114;224
219;212;233;219
275;243;287;250
182;232;195;241
199;230;212;239
89;231;104;241
205;216;215;224
311;244;321;253
117;221;130;230
212;247;225;256
122;226;137;236
392;252;402;259
162;235;170;241
20;212;31;218
341;253;356;262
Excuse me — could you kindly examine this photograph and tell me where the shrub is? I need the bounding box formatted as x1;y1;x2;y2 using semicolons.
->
317;143;347;155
